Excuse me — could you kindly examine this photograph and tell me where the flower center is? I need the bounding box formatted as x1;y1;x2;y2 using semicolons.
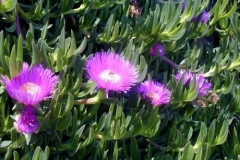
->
99;70;121;83
147;92;159;101
19;82;41;94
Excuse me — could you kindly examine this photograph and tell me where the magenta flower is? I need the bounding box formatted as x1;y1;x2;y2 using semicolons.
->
1;62;58;106
14;106;39;134
192;11;210;24
175;70;212;96
86;52;139;95
150;43;165;56
137;80;171;106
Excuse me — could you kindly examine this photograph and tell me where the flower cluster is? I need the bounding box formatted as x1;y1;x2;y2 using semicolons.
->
1;62;58;134
1;52;214;135
175;70;212;97
85;52;171;106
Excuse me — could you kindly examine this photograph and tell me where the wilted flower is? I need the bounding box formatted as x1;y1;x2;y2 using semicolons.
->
137;80;171;106
1;62;58;106
86;52;139;96
175;70;212;96
192;11;210;24
150;42;165;56
130;3;142;18
14;106;39;134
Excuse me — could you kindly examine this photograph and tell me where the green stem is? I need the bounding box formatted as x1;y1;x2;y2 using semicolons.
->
74;97;99;105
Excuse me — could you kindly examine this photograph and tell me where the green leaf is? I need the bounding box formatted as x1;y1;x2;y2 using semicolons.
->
138;56;148;82
215;120;228;145
181;142;194;160
60;92;74;116
194;122;207;149
130;137;139;159
13;151;19;160
57;113;72;130
207;119;216;145
32;147;42;160
9;44;18;77
160;155;173;160
113;142;119;160
0;0;17;13
31;40;41;65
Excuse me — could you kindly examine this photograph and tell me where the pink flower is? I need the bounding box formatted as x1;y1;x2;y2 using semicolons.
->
1;62;58;106
86;52;139;95
137;80;171;106
14;106;39;134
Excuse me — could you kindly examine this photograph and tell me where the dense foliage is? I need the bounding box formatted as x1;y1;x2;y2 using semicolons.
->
0;0;239;159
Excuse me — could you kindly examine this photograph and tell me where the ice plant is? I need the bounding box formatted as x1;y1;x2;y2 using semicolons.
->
1;62;58;106
14;106;39;134
137;80;171;106
150;42;165;56
86;52;139;96
175;70;212;96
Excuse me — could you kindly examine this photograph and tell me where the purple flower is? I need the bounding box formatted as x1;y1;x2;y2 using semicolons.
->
1;62;58;106
86;52;139;95
150;43;165;56
175;70;212;96
181;1;187;12
131;0;137;3
192;11;210;24
201;11;211;24
14;106;39;134
137;80;171;106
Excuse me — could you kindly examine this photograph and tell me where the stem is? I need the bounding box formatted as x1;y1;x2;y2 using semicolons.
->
95;134;104;139
146;139;165;150
159;55;179;69
16;15;23;37
74;97;99;105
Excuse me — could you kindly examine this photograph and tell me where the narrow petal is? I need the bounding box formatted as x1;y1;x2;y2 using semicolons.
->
14;106;39;134
137;80;171;106
1;63;58;106
86;52;139;94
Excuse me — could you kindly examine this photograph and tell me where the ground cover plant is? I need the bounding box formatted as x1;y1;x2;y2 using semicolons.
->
0;0;239;159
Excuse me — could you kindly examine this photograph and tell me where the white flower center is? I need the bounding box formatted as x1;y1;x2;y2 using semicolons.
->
99;70;121;83
19;82;41;95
